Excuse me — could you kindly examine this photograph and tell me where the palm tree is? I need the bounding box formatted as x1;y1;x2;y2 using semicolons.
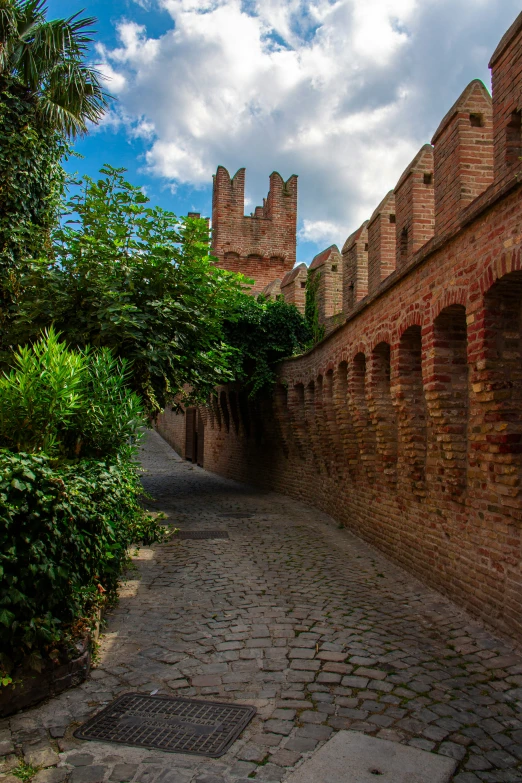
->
0;0;109;137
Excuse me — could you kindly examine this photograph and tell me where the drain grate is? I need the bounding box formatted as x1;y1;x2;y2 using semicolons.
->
74;693;256;757
176;530;229;540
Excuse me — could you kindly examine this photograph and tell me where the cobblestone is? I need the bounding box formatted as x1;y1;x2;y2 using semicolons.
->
1;431;522;782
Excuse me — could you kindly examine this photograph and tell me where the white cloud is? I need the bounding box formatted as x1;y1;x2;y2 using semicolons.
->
299;219;344;245
97;0;521;255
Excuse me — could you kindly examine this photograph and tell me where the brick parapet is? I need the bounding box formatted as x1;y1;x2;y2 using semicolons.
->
342;221;369;316
281;263;307;314
394;145;435;269
489;11;522;189
367;191;396;295
309;245;343;324
431;80;494;237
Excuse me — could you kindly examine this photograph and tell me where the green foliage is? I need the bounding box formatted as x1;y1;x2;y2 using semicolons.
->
0;448;164;673
0;0;109;138
0;328;145;457
0;77;68;292
12;761;39;782
5;166;250;415
224;295;311;396
305;270;325;345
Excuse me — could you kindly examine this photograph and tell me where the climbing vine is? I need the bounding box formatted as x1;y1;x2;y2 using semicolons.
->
0;77;69;316
305;270;325;345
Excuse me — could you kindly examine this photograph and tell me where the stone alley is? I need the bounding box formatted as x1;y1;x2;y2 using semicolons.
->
2;429;522;783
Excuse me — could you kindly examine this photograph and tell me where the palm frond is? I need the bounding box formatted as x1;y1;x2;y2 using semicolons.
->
40;60;110;137
1;0;110;135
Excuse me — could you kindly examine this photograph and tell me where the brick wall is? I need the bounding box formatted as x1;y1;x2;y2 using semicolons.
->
367;191;396;295
211;167;298;294
308;245;343;329
342;221;368;316
157;11;522;643
431;80;494;237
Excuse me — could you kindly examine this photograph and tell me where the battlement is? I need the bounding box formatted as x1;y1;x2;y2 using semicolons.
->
281;262;307;314
308;245;343;332
342;221;368;316
211;167;298;294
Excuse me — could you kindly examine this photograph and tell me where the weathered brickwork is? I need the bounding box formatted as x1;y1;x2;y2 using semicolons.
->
431;80;494;237
158;12;522;645
281;262;307;313
394;145;435;269
342;221;368;316
211;166;298;294
367;191;396;296
308;245;343;334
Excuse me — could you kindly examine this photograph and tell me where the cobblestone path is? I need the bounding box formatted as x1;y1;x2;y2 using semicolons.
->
2;430;522;783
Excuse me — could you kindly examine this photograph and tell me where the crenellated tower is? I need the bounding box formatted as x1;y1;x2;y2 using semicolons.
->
211;167;298;294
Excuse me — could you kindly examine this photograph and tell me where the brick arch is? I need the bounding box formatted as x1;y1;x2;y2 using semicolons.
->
267;249;288;261
431;287;468;321
351;342;369;362
370;330;392;353
396;310;424;341
223;247;242;258
479;244;522;296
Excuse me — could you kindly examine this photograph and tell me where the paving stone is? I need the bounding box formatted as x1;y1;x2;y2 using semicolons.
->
284;731;457;782
264;720;293;736
269;750;301;767
238;745;266;763
284;737;319;753
110;764;139;781
33;769;68;783
438;742;467;761
24;747;60;768
296;725;333;740
68;754;95;767
255;763;285;781
70;767;109;783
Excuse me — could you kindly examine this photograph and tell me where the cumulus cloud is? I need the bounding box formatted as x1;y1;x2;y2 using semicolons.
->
95;0;521;256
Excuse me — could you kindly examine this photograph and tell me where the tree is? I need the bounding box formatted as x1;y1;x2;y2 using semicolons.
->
0;0;108;137
4;166;250;415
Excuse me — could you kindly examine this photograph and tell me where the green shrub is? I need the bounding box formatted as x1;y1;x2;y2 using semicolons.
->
0;327;145;457
0;450;164;673
0;329;163;675
223;295;311;396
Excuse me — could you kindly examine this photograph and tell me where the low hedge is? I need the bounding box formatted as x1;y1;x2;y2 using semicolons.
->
0;449;163;675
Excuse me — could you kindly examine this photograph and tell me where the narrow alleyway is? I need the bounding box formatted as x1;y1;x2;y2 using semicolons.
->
2;430;522;783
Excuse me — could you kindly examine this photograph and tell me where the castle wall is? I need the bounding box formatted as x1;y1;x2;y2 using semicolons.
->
157;12;522;643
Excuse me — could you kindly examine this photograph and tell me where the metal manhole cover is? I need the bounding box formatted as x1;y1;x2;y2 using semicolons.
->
176;530;229;540
74;693;256;757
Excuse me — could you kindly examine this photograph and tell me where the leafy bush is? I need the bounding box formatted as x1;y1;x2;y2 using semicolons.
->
0;327;145;457
0;450;163;672
0;329;163;674
224;295;311;396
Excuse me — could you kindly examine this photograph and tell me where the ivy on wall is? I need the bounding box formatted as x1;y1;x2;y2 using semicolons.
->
305;270;325;345
0;77;68;317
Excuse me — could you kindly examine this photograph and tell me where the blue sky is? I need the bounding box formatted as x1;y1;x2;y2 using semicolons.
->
48;0;521;264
